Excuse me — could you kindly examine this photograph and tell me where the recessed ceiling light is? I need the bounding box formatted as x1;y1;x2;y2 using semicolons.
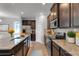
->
51;13;53;15
42;3;46;5
21;11;24;15
0;19;2;22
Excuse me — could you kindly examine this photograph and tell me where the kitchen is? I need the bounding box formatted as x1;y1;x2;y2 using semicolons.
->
1;3;79;56
46;3;79;56
0;3;51;56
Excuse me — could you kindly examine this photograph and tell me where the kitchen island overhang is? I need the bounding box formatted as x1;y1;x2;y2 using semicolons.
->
0;34;31;56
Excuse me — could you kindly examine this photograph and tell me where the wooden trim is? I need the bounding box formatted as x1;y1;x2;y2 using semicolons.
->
50;3;56;12
57;3;60;28
69;3;71;27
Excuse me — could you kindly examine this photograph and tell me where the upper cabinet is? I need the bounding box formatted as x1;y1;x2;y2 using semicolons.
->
51;4;58;20
59;4;70;28
48;3;79;28
71;4;79;27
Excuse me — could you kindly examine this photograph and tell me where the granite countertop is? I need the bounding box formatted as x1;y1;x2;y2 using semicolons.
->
52;40;79;56
0;34;30;50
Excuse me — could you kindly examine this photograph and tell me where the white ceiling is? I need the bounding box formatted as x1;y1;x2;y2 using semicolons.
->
0;3;53;19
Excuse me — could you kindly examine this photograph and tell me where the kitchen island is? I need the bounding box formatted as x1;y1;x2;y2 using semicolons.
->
0;34;31;56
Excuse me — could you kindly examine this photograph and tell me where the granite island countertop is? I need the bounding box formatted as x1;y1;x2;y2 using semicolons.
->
0;34;30;50
52;40;79;56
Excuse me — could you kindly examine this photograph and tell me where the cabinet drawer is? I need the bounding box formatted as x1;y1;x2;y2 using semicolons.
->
52;46;59;56
52;41;60;56
60;48;72;56
52;41;59;50
15;48;23;56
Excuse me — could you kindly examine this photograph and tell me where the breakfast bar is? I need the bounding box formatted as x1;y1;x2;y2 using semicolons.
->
0;34;31;56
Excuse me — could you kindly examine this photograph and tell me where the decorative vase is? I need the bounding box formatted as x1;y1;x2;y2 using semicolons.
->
67;37;75;43
10;33;13;37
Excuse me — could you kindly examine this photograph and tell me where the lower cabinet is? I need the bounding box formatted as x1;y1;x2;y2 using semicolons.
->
13;37;30;56
14;42;29;56
60;48;72;56
24;45;29;56
52;41;59;56
12;41;24;56
52;41;72;56
23;38;30;56
15;47;23;56
52;46;59;56
0;36;31;56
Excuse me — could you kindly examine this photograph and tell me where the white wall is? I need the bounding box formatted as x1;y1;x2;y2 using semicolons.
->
36;13;47;44
0;17;21;27
0;17;22;38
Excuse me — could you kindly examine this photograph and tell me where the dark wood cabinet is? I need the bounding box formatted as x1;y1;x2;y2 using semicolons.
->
51;4;58;20
22;20;30;25
22;20;36;29
60;48;72;56
52;47;59;56
52;41;59;56
13;42;24;56
53;4;58;19
22;20;36;41
59;3;70;28
12;37;30;56
24;45;28;56
23;38;29;56
49;4;58;29
50;3;71;28
49;3;79;28
52;41;71;56
71;3;79;27
59;3;79;28
15;47;23;56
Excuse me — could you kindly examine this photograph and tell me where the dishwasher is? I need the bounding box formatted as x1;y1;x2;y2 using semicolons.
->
46;36;52;56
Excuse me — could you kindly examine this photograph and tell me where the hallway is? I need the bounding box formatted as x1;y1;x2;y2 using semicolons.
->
27;41;49;56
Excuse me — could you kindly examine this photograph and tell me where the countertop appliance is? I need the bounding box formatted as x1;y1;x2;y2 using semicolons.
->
55;32;66;39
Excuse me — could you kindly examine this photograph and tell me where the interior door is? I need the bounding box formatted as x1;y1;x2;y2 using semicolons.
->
31;20;36;41
22;20;36;41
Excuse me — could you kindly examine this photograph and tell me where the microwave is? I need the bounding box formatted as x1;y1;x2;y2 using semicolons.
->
50;19;58;28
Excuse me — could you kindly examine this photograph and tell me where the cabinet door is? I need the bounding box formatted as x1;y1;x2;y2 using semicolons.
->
59;4;70;28
15;48;23;56
52;42;59;56
24;45;29;56
53;46;59;56
53;4;58;19
24;40;29;56
51;4;58;20
60;48;72;56
71;3;79;27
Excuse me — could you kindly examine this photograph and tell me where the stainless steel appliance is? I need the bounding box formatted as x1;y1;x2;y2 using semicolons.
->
55;32;66;39
50;19;58;28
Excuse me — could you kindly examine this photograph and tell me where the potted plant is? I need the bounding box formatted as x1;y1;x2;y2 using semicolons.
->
67;31;75;43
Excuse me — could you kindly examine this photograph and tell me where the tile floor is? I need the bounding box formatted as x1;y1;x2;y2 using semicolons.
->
27;41;49;56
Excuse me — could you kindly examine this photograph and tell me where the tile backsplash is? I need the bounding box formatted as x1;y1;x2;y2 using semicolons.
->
52;28;79;39
54;28;79;32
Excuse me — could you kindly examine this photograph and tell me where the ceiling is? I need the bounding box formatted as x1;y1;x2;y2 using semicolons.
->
0;3;53;19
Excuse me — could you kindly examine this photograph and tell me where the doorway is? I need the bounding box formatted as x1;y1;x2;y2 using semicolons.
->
22;20;36;41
